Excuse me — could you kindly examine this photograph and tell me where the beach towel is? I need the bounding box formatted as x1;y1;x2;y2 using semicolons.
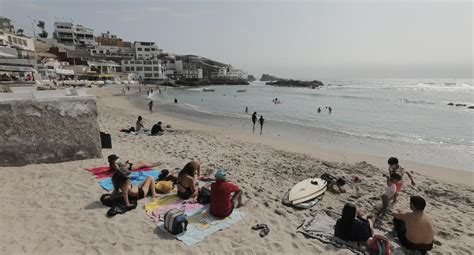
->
98;170;160;191
157;205;245;246
144;194;203;221
85;166;154;179
298;211;419;255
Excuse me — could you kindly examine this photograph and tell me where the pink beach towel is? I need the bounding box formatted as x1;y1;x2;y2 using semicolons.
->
85;166;154;179
149;203;203;222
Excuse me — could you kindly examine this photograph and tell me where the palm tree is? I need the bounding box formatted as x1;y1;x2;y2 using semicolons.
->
17;29;24;36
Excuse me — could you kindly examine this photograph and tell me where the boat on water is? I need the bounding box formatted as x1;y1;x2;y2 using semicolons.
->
203;88;215;92
236;89;247;92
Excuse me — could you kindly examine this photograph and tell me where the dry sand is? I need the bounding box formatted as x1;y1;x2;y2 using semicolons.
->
0;87;472;254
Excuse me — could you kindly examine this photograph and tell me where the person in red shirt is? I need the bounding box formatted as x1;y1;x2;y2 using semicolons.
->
210;169;244;218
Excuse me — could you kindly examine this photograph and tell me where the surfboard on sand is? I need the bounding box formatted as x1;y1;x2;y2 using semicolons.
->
288;178;327;205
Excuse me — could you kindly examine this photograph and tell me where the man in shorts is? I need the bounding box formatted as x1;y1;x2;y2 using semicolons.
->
210;169;244;218
392;196;434;252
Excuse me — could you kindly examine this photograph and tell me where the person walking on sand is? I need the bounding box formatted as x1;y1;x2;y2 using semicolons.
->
259;115;264;135
317;107;321;113
252;112;257;133
245;107;248;113
328;106;332;114
148;100;153;113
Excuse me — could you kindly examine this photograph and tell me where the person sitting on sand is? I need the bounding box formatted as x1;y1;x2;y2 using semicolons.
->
176;160;201;200
381;173;402;210
392;196;434;252
210;169;244;218
151;121;164;136
111;165;156;207
387;157;415;193
136;116;145;132
335;203;374;242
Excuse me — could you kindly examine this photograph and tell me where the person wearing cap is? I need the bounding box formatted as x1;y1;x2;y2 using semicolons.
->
210;169;244;218
387;157;415;193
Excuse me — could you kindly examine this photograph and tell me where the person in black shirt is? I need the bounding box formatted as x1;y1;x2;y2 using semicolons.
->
335;203;374;242
151;121;164;136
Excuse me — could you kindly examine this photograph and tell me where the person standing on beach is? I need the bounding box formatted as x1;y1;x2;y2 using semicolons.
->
317;107;321;113
245;107;248;113
328;107;332;114
252;112;257;133
387;157;415;193
259;115;264;135
148;100;153;113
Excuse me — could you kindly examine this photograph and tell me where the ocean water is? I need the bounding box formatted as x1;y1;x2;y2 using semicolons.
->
137;79;474;171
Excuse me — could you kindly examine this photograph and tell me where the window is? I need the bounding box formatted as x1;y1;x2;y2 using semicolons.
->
0;40;3;45
130;67;135;71
47;66;54;70
145;73;153;78
145;61;151;65
92;50;96;53
7;36;11;42
151;48;156;51
153;67;159;71
12;37;18;44
144;67;152;71
144;48;150;52
125;67;130;72
136;66;143;71
137;48;142;51
152;61;158;64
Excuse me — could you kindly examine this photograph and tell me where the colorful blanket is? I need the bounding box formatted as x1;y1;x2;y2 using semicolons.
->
157;205;245;246
85;166;153;179
144;194;203;221
98;170;160;191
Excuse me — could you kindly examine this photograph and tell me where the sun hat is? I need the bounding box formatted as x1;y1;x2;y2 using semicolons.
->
215;169;227;180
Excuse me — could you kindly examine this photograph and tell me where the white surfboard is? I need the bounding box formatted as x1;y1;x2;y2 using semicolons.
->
288;178;327;205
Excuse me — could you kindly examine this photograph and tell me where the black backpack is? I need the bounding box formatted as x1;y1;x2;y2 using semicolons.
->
197;188;211;204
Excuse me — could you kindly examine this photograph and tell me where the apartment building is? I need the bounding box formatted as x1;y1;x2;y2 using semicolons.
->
133;41;161;60
121;59;165;80
53;22;95;46
0;16;14;33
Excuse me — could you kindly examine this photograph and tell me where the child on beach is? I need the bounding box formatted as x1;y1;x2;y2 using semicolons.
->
387;157;415;193
381;173;402;210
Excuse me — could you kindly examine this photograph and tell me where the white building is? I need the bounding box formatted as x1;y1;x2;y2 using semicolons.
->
211;65;247;80
121;59;165;80
133;41;161;60
0;31;35;58
90;45;134;60
53;22;95;46
0;16;14;33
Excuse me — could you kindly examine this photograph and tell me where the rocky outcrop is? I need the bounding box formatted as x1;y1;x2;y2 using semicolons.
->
266;79;324;88
247;75;256;82
175;78;249;86
0;96;102;166
260;74;281;81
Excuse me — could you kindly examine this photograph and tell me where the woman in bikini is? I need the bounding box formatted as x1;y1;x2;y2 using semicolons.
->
176;160;201;200
111;166;157;207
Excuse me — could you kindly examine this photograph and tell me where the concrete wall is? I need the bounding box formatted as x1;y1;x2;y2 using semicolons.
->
0;96;102;166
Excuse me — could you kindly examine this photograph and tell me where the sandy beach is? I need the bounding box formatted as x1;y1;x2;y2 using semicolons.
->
1;86;472;254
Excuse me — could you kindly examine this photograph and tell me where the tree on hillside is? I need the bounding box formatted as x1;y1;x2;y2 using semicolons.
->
37;20;45;29
38;30;48;38
16;29;24;36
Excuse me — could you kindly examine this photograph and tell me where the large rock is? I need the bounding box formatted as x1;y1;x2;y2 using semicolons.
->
260;74;280;81
247;75;256;82
0;96;102;166
266;79;324;88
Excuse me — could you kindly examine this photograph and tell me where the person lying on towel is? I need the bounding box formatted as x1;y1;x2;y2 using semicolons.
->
108;154;160;172
210;169;244;218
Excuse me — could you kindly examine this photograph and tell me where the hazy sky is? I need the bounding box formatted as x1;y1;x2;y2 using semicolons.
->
1;0;472;79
